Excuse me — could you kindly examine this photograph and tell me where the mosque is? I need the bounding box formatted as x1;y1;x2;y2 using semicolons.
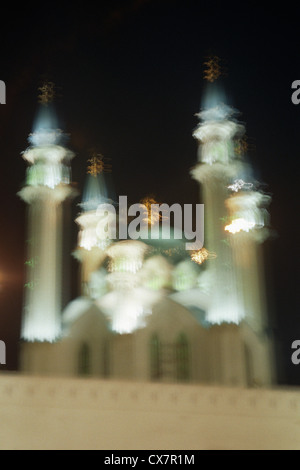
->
17;66;276;388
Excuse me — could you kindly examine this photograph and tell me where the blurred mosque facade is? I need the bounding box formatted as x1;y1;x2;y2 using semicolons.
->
18;73;276;388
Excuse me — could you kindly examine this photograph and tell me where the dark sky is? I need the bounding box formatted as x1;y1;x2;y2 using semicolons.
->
0;1;299;384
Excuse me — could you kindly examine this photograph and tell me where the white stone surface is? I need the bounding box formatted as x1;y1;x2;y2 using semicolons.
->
0;374;300;450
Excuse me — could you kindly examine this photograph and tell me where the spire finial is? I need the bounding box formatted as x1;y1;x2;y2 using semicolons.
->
139;195;162;226
87;152;112;177
38;80;56;106
203;55;221;82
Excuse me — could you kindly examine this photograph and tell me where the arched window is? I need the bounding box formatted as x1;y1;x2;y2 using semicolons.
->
78;342;90;376
150;334;161;380
244;343;254;387
176;333;189;382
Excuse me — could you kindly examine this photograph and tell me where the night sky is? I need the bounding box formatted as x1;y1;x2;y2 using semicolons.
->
0;1;299;384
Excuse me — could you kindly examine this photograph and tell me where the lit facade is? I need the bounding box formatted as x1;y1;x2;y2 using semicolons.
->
19;80;276;388
19;104;77;342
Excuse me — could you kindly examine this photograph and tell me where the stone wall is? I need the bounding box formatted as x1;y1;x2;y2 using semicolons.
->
0;373;300;449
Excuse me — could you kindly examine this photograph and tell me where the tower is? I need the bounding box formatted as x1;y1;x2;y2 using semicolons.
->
74;166;112;298
19;84;77;345
224;189;271;332
190;60;275;385
191;83;245;324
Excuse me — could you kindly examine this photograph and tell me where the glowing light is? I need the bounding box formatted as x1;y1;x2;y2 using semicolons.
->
87;154;112;177
111;302;145;334
38;81;55;105
225;218;255;234
203;56;221;82
28;129;65;147
97;287;158;334
228;179;253;192
80;171;109;212
196;105;239;125
106;241;147;285
193;120;239;145
225;191;270;239
108;258;143;274
190;247;217;265
139;196;162;225
23;145;74;164
79;232;110;251
106;240;148;261
76;211;114;251
26;162;71;189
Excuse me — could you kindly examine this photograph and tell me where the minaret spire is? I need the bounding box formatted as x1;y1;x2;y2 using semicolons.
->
18;83;77;343
37;80;56;105
191;58;246;324
74;153;114;297
203;55;222;83
190;58;275;386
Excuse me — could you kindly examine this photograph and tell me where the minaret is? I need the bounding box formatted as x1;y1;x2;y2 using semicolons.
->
19;83;77;342
74;154;114;297
191;58;275;385
191;60;245;324
225;188;271;332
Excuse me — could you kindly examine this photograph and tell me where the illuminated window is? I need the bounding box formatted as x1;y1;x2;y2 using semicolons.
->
176;333;189;382
78;342;90;376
